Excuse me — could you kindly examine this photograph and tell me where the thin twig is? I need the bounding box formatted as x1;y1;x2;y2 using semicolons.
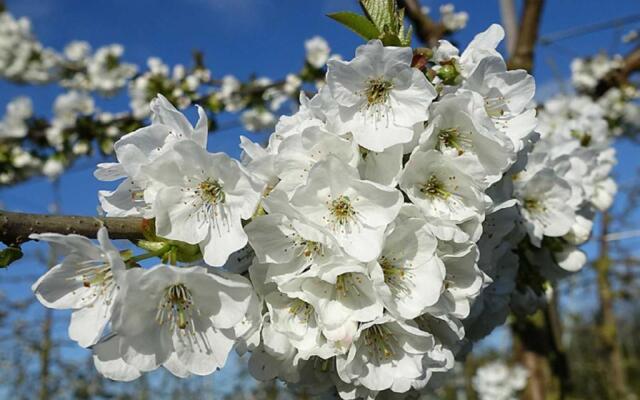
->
539;13;640;45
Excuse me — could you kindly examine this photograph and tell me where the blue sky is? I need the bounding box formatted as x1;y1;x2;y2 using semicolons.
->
1;0;639;383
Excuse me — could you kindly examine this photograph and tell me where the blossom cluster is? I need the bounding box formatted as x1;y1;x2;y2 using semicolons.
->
472;361;528;400
31;227;257;380
573;54;640;139
571;53;623;93
0;11;59;83
60;41;138;95
571;52;640;137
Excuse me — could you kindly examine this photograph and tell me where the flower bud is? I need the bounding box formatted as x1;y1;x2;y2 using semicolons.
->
437;63;460;85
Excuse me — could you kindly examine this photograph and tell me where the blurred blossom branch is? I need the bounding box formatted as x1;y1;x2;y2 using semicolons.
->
595;45;640;96
0;7;331;185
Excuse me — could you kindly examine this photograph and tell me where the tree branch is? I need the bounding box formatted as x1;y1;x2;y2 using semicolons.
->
397;0;446;47
0;210;145;246
507;0;545;72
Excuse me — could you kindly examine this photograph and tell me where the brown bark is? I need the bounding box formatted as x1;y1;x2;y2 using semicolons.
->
507;0;544;72
594;212;629;398
0;210;145;246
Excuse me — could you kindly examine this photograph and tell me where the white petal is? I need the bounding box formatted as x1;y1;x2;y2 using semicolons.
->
69;301;112;347
93;336;141;382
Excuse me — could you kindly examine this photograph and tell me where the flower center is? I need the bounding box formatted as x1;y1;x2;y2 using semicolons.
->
363;324;398;361
288;299;314;322
156;283;195;331
359;146;370;160
523;197;545;212
74;259;116;304
438;127;471;155
379;256;413;296
570;129;592;147
364;77;393;107
420;175;450;199
300;239;322;258
329;195;357;226
335;273;363;298
196;178;225;205
484;95;507;118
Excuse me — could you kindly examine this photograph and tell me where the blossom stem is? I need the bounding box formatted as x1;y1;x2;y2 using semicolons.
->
128;244;172;264
162;247;178;266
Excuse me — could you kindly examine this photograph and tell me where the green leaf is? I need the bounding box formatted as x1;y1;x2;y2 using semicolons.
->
328;12;380;41
402;25;413;47
380;31;402;47
360;0;394;34
0;246;23;268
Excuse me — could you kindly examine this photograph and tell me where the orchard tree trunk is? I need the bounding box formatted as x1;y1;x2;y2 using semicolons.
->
594;212;629;399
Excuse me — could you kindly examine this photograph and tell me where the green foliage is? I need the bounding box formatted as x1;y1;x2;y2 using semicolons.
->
327;12;381;41
0;245;22;268
329;0;412;47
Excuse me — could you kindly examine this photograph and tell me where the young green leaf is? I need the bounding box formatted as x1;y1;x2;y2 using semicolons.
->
360;0;394;34
328;12;381;41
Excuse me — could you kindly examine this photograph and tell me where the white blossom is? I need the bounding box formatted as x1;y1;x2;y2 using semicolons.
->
305;36;330;69
0;96;32;138
289;156;402;262
472;361;528;400
31;227;124;347
327;40;437;151
142;140;264;266
105;264;255;377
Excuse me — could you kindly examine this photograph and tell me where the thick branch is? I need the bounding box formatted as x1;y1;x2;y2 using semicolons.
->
397;0;446;47
0;210;144;245
595;45;640;97
507;0;545;72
